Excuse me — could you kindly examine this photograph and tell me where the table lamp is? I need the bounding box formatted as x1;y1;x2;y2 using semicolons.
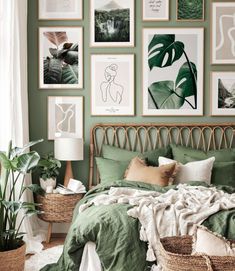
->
54;138;84;187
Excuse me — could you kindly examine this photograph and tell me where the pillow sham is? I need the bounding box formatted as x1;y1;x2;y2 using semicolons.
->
192;225;235;256
124;157;176;186
95;157;129;184
184;155;235;187
158;156;215;184
102;144;172;166
171;144;235;164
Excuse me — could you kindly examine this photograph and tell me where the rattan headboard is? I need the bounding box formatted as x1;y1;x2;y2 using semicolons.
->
89;123;235;189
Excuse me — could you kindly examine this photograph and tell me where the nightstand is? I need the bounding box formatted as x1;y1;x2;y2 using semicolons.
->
36;193;83;243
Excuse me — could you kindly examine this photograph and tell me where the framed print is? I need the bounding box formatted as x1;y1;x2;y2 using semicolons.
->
39;27;83;89
212;2;235;64
48;96;83;140
177;0;204;21
90;0;134;47
211;72;235;116
91;54;135;116
143;28;204;116
143;0;169;21
38;0;83;20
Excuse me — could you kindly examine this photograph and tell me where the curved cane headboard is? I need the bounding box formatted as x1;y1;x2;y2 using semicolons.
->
89;123;235;189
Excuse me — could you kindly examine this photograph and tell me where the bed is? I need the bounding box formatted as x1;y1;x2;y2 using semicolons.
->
42;123;235;271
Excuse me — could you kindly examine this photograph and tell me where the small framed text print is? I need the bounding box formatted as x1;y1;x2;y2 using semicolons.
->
142;0;169;21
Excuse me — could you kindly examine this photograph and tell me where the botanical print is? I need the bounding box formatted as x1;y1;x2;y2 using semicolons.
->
211;72;235;116
39;27;83;89
90;0;134;47
143;0;169;21
39;0;82;20
177;0;204;21
143;28;204;116
91;54;134;115
48;96;83;140
212;3;235;64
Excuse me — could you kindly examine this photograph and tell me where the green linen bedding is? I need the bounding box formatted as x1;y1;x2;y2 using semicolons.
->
41;180;235;271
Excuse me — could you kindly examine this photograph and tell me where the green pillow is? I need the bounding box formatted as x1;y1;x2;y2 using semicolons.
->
171;144;235;164
102;144;172;166
95;157;129;184
184;155;235;187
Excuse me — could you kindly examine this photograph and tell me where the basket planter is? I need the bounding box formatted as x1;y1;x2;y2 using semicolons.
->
37;193;83;223
158;235;235;271
0;242;26;271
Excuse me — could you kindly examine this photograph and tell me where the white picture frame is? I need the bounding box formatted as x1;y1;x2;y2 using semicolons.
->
143;28;204;116
142;0;169;21
48;96;83;140
38;0;83;20
90;0;135;47
211;72;235;116
211;2;235;64
91;54;135;116
39;27;83;89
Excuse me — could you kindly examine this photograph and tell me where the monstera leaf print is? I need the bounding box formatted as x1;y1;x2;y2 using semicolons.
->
148;34;185;70
148;62;197;109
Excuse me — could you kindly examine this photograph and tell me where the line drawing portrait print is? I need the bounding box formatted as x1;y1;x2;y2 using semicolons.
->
55;103;75;135
100;64;124;104
216;12;235;57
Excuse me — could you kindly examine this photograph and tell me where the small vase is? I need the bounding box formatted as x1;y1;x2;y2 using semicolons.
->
40;178;56;192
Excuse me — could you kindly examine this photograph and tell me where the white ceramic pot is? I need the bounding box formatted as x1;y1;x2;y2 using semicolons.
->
40;178;56;192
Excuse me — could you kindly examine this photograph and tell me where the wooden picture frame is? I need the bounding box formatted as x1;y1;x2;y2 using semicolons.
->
142;27;204;116
211;72;235;116
176;0;204;21
48;96;84;140
38;0;83;20
211;2;235;64
91;54;135;116
90;0;135;47
142;0;169;21
39;26;83;89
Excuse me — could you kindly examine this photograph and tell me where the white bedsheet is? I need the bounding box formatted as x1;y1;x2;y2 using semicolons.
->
79;242;102;271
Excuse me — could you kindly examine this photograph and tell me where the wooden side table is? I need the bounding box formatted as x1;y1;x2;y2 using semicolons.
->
36;193;83;243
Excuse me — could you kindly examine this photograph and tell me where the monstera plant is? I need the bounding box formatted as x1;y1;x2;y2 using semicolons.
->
43;31;79;85
148;34;197;110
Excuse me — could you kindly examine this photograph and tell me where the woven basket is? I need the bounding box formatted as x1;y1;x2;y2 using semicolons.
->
158;235;235;271
37;193;82;223
0;242;26;271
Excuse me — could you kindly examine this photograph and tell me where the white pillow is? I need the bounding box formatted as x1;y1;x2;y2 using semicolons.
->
192;225;235;256
158;156;215;184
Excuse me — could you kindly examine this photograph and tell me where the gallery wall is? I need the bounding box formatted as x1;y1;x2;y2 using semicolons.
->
28;0;235;187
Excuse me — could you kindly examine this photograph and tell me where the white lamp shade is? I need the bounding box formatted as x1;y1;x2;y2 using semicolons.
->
54;138;84;161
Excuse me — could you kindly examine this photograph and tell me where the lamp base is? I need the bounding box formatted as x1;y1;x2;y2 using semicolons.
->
64;161;73;187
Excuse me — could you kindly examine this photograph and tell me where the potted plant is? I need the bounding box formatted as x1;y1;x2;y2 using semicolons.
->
38;154;61;192
0;140;44;271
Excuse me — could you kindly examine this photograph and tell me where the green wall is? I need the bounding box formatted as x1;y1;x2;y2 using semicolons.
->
28;0;235;187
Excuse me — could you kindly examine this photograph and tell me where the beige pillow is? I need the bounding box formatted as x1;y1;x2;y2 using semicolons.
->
192;225;235;257
124;157;177;186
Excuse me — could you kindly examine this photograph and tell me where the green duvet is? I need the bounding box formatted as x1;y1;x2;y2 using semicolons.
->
41;180;235;271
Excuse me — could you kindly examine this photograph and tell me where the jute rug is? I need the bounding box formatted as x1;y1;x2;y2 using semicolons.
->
25;245;63;271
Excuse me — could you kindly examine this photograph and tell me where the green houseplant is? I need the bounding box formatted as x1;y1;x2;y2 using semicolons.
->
0;140;43;270
38;153;61;192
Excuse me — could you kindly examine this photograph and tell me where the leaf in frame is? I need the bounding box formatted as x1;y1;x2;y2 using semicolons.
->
148;34;184;70
149;81;185;109
175;62;197;98
62;64;78;84
43;32;68;47
64;51;78;65
44;58;62;84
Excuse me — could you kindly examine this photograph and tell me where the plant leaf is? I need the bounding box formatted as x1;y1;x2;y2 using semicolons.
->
62;64;78;84
64;51;78;65
44;58;62;84
68;43;78;51
10;139;43;158
25;184;45;196
17;152;40;174
43;32;68;47
175;62;197;97
63;43;73;49
148;34;184;70
0;152;13;170
149;81;185;109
